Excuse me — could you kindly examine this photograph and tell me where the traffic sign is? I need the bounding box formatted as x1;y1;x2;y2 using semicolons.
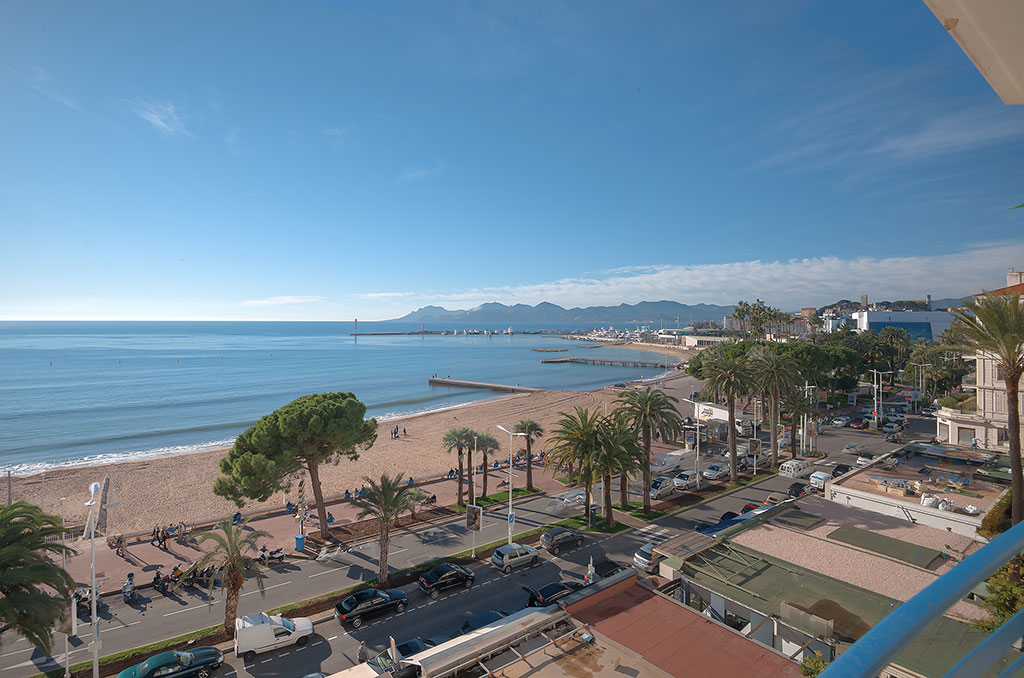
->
508;512;516;525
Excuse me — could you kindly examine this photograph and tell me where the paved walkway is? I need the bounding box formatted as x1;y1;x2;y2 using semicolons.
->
61;459;572;593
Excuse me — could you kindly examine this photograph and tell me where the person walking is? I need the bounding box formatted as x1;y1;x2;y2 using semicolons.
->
150;525;159;545
357;641;369;664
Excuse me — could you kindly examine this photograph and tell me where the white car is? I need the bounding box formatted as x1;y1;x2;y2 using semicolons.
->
650;476;675;499
235;613;314;661
856;454;875;467
673;470;699;490
633;542;661;573
883;422;903;434
702;463;729;480
831;416;851;427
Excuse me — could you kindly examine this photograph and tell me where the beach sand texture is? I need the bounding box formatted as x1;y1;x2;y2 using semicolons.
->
9;389;626;534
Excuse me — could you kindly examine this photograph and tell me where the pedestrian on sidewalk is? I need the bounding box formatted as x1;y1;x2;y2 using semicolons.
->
160;526;169;549
150;525;159;545
357;641;369;664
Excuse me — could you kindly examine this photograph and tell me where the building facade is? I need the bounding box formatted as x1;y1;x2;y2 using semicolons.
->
851;310;953;342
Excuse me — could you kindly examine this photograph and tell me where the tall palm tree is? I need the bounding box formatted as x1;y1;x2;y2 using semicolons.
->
750;345;799;468
356;473;417;585
190;519;269;635
514;419;544;490
953;292;1024;525
591;418;645;525
545;407;603;522
476;432;501;499
442;427;474;506
614;388;684;514
699;352;750;482
0;502;75;653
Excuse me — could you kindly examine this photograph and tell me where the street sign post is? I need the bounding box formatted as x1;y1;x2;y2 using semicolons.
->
467;504;481;557
508;512;515;525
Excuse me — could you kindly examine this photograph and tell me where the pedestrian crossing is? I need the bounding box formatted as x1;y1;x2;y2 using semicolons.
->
631;525;673;542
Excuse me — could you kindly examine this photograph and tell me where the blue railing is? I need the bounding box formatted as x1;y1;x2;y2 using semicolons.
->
821;519;1024;677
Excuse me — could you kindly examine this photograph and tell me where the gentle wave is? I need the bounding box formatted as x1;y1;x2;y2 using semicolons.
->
2;438;238;476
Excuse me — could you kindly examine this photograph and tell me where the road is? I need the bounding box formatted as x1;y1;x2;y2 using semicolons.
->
2;398;931;678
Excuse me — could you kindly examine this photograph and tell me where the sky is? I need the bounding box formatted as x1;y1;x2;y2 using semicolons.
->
2;1;1023;321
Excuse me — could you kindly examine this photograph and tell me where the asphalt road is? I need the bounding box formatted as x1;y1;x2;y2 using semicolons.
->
2;398;932;678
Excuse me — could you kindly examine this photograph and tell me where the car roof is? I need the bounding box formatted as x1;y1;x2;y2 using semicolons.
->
546;526;568;535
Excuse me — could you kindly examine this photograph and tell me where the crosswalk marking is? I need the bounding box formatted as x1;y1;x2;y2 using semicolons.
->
631;525;672;541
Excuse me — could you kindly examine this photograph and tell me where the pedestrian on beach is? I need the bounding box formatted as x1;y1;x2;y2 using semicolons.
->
150;526;159;545
403;428;407;437
357;641;369;664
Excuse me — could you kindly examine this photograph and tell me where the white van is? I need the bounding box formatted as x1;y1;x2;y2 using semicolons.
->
234;612;314;661
808;471;830;490
778;459;815;479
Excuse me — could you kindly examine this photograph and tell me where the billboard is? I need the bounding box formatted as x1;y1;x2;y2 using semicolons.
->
466;504;482;532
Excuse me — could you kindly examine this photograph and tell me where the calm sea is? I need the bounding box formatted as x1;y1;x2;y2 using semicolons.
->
0;321;671;474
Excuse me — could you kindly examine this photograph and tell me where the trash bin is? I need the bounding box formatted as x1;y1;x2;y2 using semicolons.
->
295;534;305;552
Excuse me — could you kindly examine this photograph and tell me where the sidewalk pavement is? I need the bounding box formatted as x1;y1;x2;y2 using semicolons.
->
61;460;571;594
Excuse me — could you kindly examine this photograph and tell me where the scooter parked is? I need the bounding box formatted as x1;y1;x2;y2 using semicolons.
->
257;545;285;564
122;573;136;603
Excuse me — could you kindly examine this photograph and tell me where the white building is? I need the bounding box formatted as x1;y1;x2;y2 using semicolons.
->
851;310;953;342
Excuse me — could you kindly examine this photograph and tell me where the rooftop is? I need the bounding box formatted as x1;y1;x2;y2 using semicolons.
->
566;577;801;678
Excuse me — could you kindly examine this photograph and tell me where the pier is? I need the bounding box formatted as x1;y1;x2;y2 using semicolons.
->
428;378;542;393
532;348;568;352
540;356;680;369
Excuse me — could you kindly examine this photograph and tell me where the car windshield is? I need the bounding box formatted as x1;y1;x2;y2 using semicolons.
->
177;652;193;667
340;596;358;612
280;617;295;632
651;479;662;488
494;545;514;558
421;566;443;584
638;545;653;559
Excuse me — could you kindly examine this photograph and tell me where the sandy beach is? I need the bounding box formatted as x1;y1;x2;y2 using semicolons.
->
6;378;682;534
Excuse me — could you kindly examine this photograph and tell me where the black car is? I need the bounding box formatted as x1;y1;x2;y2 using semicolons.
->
832;464;852;479
459;610;507;635
418;563;474;599
539;526;584;555
692;521;713;532
592;559;628;580
334;588;408;628
523;581;584;607
395;636;446;658
787;482;807;498
117;648;224;678
719;511;739;522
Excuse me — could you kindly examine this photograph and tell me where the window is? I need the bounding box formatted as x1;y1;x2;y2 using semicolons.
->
274;627;290;638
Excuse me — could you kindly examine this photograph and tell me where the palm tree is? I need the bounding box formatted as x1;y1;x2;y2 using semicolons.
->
952;292;1024;525
476;432;501;499
750;345;799;468
0;502;75;653
614;388;684;514
190;519;269;635
356;473;418;585
699;352;750;482
545;407;603;522
591;418;645;526
442;427;474;506
514;419;544;490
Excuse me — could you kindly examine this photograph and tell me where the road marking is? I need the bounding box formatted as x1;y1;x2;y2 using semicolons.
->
164;604;210;617
296;646;306;652
310;567;344;578
261;658;273;663
328;635;338;641
1;647;33;658
101;620;141;633
312;641;324;646
245;665;255;670
390;547;408;555
280;651;290;657
224;672;236;676
416;604;425;609
241;581;291;596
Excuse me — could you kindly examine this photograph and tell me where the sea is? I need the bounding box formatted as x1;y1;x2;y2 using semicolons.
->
0;321;672;474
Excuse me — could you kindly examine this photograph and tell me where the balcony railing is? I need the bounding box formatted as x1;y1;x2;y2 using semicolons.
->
821;518;1024;677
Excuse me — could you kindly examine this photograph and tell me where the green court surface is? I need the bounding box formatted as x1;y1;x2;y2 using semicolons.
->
828;525;942;568
773;510;825;530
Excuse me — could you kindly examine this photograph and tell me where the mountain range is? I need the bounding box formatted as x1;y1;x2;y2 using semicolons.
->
391;301;733;324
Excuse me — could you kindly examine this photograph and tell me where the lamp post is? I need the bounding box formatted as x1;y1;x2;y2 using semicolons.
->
61;497;71;678
869;370;893;431
84;481;101;678
679;398;704;489
910;362;931;414
496;425;527;544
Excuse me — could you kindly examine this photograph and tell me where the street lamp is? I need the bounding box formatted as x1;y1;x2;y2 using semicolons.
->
496;425;527;544
910;362;931;414
869;370;894;431
84;482;101;678
678;397;704;489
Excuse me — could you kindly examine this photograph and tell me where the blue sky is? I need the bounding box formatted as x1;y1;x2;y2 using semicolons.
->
2;1;1023;320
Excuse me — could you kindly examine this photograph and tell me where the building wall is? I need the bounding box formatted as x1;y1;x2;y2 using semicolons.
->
851;311;953;342
826;483;985;538
938;350;1023;451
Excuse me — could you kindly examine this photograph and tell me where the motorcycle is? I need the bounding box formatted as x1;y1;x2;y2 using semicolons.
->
152;568;174;595
72;587;92;615
192;564;216;589
122;574;136;603
257;545;285;564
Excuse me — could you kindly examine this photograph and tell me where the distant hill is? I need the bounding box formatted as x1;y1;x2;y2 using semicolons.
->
817;296;968;314
391;301;733;325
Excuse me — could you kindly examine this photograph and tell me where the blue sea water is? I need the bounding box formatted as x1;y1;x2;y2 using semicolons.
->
0;321;671;473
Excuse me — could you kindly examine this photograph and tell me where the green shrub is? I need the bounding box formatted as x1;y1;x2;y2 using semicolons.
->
979;492;1013;539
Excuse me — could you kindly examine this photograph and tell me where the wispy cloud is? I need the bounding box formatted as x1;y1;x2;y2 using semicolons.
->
324;127;349;148
127;100;193;138
372;242;1024;310
353;292;415;300
398;163;445;183
242;295;326;307
8;66;80;111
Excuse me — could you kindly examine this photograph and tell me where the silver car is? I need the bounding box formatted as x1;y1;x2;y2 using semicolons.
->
490;543;539;574
673;470;699;490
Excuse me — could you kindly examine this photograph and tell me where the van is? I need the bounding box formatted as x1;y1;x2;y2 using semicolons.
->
234;612;313;661
809;471;830;490
778;459;814;479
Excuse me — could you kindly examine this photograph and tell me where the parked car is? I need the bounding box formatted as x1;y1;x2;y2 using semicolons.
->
850;418;868;429
394;637;446;659
523;581;584;607
832;463;852;478
787;482;807;498
673;469;699;490
459;610;507;635
762;493;785;506
856;454;875;467
703;463;729;480
692;521;713;532
588;559;629;584
740;503;759;514
418;563;474;599
490;543;539;573
719;510;739;522
633;542;661;573
831;416;851;427
735;455;749;471
921;407;935;416
117;648;225;678
650;476;675;499
540;526;584;555
234;613;313;662
882;422;903;434
334;588;408;628
744;454;764;470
